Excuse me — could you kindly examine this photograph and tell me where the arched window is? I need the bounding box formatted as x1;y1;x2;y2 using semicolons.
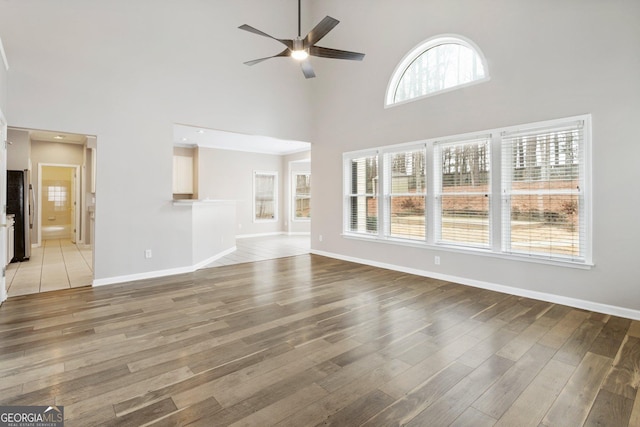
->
386;35;489;107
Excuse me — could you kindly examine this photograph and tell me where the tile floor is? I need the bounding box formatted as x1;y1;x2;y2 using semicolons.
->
203;234;311;268
4;234;308;297
6;239;93;297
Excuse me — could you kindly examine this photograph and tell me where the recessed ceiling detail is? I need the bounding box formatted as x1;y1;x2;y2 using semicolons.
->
174;124;310;156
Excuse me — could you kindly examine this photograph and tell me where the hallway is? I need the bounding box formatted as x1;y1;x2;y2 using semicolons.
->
6;239;93;296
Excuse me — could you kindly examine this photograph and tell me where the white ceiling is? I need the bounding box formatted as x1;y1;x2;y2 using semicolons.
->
29;129;87;145
173;124;310;155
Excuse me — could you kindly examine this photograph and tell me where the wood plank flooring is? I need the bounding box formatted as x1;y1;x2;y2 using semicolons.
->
1;254;639;426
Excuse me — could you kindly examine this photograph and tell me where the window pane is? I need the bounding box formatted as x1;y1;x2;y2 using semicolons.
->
504;125;584;260
388;150;426;240
295;197;311;219
255;173;276;220
438;139;490;247
395;42;485;103
351;156;378;194
509;194;580;257
441;142;490;192
350;196;378;233
294;173;311;219
390;196;425;240
511;131;580;188
441;194;490;246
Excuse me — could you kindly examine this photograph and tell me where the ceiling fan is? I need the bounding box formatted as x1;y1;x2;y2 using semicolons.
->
238;0;365;79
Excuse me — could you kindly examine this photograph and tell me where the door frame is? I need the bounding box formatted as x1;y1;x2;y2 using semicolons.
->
37;163;81;246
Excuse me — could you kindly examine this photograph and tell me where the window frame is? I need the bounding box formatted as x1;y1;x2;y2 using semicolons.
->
500;120;590;262
253;170;278;223
385;34;490;108
343;151;380;236
342;115;592;268
292;171;311;222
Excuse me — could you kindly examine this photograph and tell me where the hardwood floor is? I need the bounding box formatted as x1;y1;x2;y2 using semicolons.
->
1;254;639;426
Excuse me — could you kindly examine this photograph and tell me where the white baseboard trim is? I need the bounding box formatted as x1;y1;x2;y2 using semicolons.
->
192;246;237;270
93;246;237;287
287;232;311;236
236;232;285;239
311;249;640;321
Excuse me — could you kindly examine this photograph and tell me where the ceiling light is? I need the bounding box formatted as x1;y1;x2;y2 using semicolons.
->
54;135;65;140
291;49;309;61
196;130;205;134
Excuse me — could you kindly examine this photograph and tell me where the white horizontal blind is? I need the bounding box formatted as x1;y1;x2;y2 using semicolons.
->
435;136;491;248
383;148;427;241
347;155;379;234
501;121;585;261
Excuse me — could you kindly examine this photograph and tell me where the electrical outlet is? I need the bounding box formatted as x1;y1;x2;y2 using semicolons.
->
319;234;323;242
145;249;152;259
435;255;440;265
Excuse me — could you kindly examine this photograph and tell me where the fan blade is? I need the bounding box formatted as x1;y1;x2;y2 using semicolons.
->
244;49;291;66
309;46;365;61
238;24;293;50
303;16;339;47
300;60;316;79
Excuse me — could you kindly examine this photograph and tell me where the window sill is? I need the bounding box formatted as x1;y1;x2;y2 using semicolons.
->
341;232;594;270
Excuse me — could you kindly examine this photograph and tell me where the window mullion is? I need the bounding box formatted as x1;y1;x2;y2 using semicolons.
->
491;134;502;253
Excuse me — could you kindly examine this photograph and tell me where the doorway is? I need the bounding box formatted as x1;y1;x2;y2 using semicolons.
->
4;128;96;296
38;164;79;243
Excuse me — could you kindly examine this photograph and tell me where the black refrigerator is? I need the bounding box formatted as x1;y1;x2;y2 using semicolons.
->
7;170;32;262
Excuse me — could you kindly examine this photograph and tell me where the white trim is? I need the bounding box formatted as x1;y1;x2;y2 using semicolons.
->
0;37;8;71
93;246;237;287
342;232;593;270
311;249;640;321
385;34;490;108
287;232;310;236
193;246;236;270
236;231;285;239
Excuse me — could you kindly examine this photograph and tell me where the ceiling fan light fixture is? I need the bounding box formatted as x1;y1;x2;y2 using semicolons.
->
239;0;365;78
291;49;309;61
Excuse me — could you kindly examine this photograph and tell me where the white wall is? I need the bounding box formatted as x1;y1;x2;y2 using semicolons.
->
198;147;287;236
0;0;312;280
6;128;30;170
0;36;7;113
309;0;640;314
